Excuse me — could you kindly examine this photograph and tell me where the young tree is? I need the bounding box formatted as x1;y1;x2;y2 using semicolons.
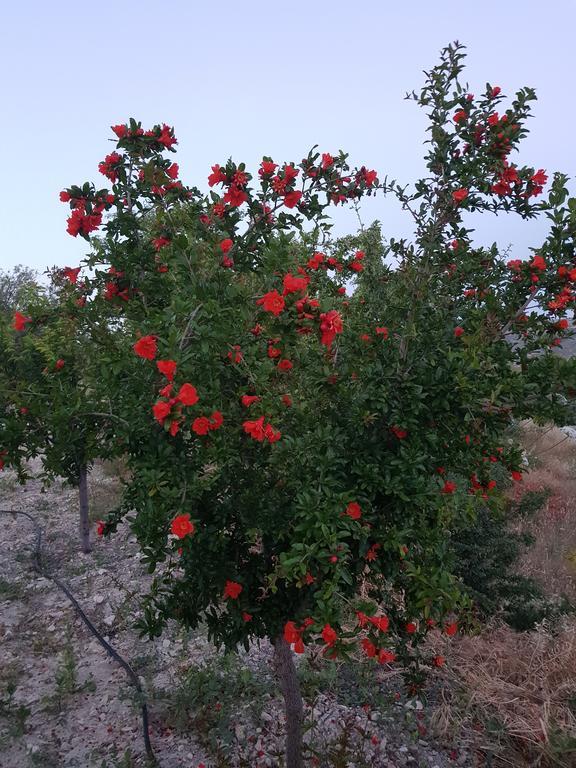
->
0;270;122;552
11;43;576;765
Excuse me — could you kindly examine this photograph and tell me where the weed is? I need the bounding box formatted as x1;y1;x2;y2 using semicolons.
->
96;747;139;768
43;624;95;713
157;652;274;760
0;680;30;738
0;576;23;601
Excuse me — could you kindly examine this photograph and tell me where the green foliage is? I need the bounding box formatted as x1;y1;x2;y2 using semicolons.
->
3;43;576;694
0;265;41;315
0;680;30;740
160;653;274;756
452;489;575;630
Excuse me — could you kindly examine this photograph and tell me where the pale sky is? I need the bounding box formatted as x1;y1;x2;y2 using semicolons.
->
2;1;575;275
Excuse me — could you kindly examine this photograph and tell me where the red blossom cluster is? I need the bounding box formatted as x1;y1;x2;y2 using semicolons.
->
242;415;281;443
60;188;114;239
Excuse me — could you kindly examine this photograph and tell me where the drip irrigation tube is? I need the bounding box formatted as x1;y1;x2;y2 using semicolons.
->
0;508;157;765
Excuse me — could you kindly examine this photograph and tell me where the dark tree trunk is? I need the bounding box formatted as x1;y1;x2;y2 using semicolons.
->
78;464;91;553
273;634;304;768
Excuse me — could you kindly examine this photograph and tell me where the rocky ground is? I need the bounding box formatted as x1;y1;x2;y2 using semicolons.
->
0;461;473;768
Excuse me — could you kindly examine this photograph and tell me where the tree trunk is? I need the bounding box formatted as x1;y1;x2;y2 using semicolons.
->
78;464;92;553
273;634;304;768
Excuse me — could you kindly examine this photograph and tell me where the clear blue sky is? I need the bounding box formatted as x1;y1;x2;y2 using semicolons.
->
2;1;574;274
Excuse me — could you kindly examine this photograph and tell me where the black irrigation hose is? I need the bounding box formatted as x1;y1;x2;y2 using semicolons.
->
0;508;157;765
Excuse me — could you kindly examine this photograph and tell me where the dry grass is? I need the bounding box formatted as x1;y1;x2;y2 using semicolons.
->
513;423;576;601
431;620;576;766
429;422;576;766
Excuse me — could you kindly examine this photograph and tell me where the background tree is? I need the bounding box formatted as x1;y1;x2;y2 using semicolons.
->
0;268;122;551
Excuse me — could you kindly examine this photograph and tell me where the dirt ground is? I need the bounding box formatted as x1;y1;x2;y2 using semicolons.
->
0;460;465;768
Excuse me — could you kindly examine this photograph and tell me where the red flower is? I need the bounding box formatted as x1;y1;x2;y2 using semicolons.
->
442;481;457;494
511;470;523;482
241;395;261;407
169;420;181;436
391;425;407;440
209;411;224;430
454;326;464;338
268;345;281;358
365;544;380;561
111;124;128;138
283;164;299;183
321;152;334;169
371;615;389;632
192;416;211;435
242;612;252;622
284;621;300;644
226;345;243;364
153;401;172;424
361;639;377;658
277;359;293;371
221;256;234;268
264;423;281;443
405;622;417;634
12;312;32;332
444;622;458;637
283;273;309;295
490;86;501;98
433;655;445;668
158;123;177;149
530;254;546;271
220;238;233;254
133;335;157;360
531;169;548;187
223;185;248;207
453;110;467;124
375;326;388;338
345;502;362;520
378;649;396;664
55;359;65;371
307;252;325;270
171;513;195;539
259;160;278;176
157;360;177;381
208;164;226;187
166;163;179;179
452;188;469;203
321;624;337;647
96;520;105;536
281;394;292;407
152;237;171;252
223;580;243;599
257;290;285;316
283;190;302;208
319;310;343;348
66;208;102;237
243;417;280;443
98;152;122;182
243;416;266;441
177;383;199;406
59;190;71;202
62;266;81;284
